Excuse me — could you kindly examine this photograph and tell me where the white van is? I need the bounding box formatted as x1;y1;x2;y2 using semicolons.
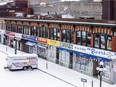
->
4;54;38;71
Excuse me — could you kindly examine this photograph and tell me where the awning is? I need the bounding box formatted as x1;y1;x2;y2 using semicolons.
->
25;41;36;46
73;51;110;62
59;48;72;53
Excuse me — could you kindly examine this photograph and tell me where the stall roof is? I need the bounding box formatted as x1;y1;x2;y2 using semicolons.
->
4;18;116;27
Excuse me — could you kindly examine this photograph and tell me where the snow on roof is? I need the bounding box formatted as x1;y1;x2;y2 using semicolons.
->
7;54;38;58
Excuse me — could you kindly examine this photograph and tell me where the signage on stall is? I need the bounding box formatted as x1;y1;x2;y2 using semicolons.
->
15;33;22;40
9;32;15;40
38;37;47;43
22;34;29;39
73;44;116;59
81;78;87;82
5;31;10;35
114;65;116;72
60;42;73;50
47;39;60;47
27;36;38;42
0;30;5;34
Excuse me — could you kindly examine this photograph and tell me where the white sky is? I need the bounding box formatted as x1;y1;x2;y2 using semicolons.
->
61;0;102;2
0;43;115;87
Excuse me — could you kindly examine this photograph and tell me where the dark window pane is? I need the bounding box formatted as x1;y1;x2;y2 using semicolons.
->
50;28;54;39
100;35;105;49
62;30;66;42
107;36;112;50
67;30;70;42
31;26;38;36
94;34;100;48
77;31;81;45
24;26;29;35
6;24;11;31
39;27;43;37
17;25;23;33
71;30;74;43
87;32;91;46
57;29;60;41
82;31;86;46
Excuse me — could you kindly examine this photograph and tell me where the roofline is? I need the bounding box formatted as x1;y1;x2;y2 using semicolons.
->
4;18;116;27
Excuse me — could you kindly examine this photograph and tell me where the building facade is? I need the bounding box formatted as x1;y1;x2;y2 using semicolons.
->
0;0;33;17
1;18;116;84
102;0;116;20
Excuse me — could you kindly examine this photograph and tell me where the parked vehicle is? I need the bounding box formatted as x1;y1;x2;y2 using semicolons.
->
4;54;38;71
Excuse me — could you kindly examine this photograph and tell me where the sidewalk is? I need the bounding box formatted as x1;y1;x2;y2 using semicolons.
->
0;43;115;87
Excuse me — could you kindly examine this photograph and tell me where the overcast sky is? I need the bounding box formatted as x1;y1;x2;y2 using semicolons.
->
61;0;102;2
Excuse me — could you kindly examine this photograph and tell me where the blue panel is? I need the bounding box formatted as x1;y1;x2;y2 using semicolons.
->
25;41;36;46
59;48;72;52
66;49;72;52
73;51;110;62
59;48;64;51
27;36;38;43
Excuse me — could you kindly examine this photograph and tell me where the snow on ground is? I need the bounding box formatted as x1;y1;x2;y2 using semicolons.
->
0;44;116;87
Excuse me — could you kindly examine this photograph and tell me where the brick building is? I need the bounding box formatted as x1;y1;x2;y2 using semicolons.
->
102;0;116;20
0;0;33;17
1;17;116;83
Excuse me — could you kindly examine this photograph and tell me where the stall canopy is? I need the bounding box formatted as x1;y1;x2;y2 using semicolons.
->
59;48;72;53
25;41;36;46
74;51;111;62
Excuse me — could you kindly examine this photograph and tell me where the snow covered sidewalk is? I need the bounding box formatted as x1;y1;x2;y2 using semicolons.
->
0;44;116;87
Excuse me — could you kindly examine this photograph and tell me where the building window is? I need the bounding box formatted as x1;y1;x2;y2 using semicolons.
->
62;29;66;42
82;31;87;46
107;35;112;50
17;25;23;33
39;26;48;38
94;33;100;48
100;34;106;49
54;28;57;40
62;29;74;43
76;31;81;45
24;25;30;35
71;30;74;43
0;22;5;30
6;24;11;31
87;32;91;46
94;33;112;50
31;26;38;36
50;28;54;39
76;31;90;46
67;29;70;43
11;24;16;32
50;28;60;40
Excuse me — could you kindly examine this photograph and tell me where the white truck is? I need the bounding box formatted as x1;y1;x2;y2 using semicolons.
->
4;54;38;71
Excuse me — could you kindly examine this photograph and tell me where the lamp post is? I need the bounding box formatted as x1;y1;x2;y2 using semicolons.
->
14;38;17;54
96;61;104;87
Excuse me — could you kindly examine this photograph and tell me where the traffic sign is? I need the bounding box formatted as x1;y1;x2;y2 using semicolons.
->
81;78;87;82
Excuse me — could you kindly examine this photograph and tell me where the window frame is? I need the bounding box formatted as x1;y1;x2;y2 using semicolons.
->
94;33;112;50
39;26;48;38
50;28;60;40
31;26;38;36
17;25;23;33
23;25;30;35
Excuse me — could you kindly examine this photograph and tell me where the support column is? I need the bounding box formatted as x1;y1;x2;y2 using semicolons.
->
15;39;17;54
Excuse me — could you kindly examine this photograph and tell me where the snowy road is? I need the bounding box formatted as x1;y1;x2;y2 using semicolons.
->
0;51;78;87
0;44;116;87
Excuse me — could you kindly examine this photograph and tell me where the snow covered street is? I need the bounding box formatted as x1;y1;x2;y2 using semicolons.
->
0;44;116;87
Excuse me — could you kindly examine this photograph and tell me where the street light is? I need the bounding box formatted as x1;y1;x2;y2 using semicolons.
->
14;39;17;54
96;61;104;87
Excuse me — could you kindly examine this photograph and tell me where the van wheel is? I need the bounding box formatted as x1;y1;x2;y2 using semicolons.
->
28;66;32;71
23;66;27;70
